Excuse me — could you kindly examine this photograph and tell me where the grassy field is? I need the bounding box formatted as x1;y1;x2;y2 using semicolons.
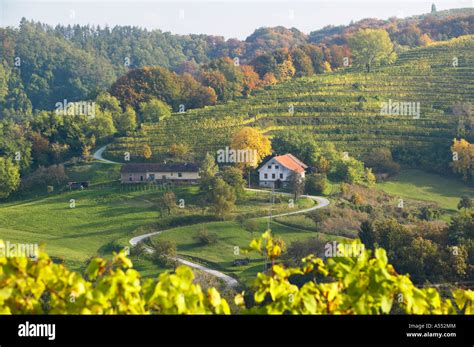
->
2;160;471;283
0;182;160;271
0;161;207;271
149;217;342;284
376;169;474;212
0;161;315;277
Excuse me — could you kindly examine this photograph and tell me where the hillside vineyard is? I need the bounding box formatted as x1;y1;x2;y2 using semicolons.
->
107;37;474;163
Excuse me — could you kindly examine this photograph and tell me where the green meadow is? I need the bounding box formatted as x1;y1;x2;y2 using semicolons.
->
377;169;474;212
0;161;319;277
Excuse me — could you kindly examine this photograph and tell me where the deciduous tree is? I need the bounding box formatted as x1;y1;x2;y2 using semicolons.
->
143;144;152;160
221;166;246;197
139;98;171;123
230;127;272;170
348;29;396;72
451;138;474;181
159;191;177;216
210;178;236;220
0;157;20;199
458;195;473;211
115;106;137;134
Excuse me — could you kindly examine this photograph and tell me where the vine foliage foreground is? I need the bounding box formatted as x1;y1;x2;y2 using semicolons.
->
0;233;472;314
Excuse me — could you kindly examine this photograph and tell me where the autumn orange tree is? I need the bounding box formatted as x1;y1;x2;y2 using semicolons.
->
240;65;261;96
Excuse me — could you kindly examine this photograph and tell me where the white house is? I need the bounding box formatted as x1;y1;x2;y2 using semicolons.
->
258;154;308;188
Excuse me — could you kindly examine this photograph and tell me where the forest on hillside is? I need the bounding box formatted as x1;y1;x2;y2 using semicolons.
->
1;8;473;114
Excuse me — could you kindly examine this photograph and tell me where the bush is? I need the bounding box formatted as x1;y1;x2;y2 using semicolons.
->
99;240;126;254
284;238;326;266
150;239;177;267
20;164;68;191
350;192;364;206
307;206;367;238
418;207;441;221
305;173;329;195
275;215;316;231
194;229;218;245
305;209;330;226
363;148;400;175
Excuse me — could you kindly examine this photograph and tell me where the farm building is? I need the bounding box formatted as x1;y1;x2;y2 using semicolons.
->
120;163;200;183
258;154;307;188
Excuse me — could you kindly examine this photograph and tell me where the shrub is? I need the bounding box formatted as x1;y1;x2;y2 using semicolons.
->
243;219;259;234
305;173;329;195
20;164;68;191
418;206;441;221
166;215;217;228
305;209;330;226
150;239;177;267
100;240;126;254
350;192;364;206
363;148;400;176
194;229;218;245
284;237;326;266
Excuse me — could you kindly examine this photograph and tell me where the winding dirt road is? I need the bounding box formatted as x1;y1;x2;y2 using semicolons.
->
129;191;330;288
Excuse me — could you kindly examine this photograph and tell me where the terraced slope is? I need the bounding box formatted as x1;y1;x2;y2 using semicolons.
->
106;35;474;161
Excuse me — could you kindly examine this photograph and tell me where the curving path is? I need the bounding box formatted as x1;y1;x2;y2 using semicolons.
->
92;145;119;164
129;189;330;288
92;145;330;287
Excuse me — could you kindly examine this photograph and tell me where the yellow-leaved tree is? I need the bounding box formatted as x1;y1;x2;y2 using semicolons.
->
143;144;153;160
451;138;474;181
230;127;272;170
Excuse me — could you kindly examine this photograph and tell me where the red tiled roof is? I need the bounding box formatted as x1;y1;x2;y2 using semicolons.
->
274;154;307;173
284;153;308;169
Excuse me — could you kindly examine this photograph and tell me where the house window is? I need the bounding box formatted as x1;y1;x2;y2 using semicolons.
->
267;165;271;169
149;174;155;180
275;165;279;169
264;173;268;179
178;172;182;178
170;172;174;176
279;173;283;179
272;173;275;179
129;175;132;181
140;176;144;181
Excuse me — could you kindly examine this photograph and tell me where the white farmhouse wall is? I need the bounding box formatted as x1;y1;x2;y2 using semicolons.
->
258;158;305;187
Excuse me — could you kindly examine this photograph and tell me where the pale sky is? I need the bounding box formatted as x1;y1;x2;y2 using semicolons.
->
1;0;472;39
